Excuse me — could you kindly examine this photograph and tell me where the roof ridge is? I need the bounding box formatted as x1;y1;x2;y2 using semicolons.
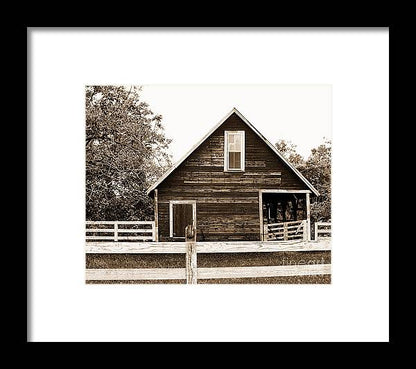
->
146;108;319;196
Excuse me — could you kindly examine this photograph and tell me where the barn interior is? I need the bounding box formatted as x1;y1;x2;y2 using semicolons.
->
262;193;307;224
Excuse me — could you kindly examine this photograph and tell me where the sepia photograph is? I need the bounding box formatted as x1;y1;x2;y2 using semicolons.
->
85;84;332;284
29;28;389;342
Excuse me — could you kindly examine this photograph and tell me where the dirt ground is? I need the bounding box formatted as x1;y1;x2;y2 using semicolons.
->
86;275;331;284
86;251;331;284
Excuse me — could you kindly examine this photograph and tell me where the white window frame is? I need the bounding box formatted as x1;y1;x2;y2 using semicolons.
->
169;200;197;238
224;130;245;172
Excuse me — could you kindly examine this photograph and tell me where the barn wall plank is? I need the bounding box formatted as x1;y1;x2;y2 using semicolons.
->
157;113;310;241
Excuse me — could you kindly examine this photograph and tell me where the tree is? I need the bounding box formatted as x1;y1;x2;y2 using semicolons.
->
301;140;331;223
275;138;331;223
275;139;304;167
86;85;172;220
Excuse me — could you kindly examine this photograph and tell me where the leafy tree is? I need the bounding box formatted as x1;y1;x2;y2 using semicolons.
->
276;138;331;223
275;139;304;167
301;140;331;223
86;85;172;220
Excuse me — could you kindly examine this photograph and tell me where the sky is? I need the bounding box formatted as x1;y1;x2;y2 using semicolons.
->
139;84;331;162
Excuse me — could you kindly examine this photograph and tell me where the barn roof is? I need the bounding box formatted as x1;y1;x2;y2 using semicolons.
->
147;108;320;196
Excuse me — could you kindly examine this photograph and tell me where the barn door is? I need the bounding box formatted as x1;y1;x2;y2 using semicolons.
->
171;202;195;238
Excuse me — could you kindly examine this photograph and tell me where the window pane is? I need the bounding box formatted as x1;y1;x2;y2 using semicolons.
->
229;152;241;169
228;133;241;152
233;134;241;148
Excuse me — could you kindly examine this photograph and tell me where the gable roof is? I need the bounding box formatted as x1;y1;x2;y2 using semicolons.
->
147;108;320;196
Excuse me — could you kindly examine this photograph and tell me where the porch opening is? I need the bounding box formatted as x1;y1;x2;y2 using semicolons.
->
260;191;311;241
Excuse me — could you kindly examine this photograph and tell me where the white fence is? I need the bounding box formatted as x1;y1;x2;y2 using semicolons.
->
85;222;331;284
314;222;332;240
85;221;156;242
264;220;307;241
85;239;331;284
86;264;331;282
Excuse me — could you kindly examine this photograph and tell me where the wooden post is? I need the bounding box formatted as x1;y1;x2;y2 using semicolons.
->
283;222;288;241
259;191;263;241
263;224;268;241
151;223;155;242
154;189;159;242
303;220;308;241
282;200;287;222
314;222;318;241
306;192;311;241
293;196;298;221
114;221;118;242
185;224;197;284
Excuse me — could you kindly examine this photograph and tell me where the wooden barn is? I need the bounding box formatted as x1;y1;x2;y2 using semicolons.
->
147;108;319;242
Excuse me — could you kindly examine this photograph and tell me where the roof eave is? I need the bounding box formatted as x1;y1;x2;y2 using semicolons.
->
146;107;320;197
232;108;320;197
146;107;239;195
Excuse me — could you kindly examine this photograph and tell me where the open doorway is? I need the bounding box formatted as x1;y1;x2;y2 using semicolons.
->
262;193;306;223
259;190;311;241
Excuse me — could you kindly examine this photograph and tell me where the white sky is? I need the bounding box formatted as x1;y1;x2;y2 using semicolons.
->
139;84;331;162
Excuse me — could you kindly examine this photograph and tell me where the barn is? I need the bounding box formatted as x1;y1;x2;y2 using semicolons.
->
147;108;319;242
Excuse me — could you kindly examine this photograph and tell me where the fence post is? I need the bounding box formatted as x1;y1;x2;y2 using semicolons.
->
154;189;159;242
306;192;311;241
185;224;197;284
283;222;288;241
114;221;118;242
263;224;268;241
303;220;308;241
314;222;318;241
152;222;156;241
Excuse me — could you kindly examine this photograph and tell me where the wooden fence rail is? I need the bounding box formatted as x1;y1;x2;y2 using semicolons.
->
85;239;331;254
85;240;331;283
86;221;156;242
86;264;331;281
314;222;332;240
85;223;331;284
264;220;307;241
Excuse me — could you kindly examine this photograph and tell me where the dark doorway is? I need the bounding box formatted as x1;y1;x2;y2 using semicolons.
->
262;193;306;224
172;203;194;238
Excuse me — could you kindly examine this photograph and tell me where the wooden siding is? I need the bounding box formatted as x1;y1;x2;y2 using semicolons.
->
157;113;309;241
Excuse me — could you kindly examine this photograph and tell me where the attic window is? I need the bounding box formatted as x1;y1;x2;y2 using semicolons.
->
224;131;245;171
